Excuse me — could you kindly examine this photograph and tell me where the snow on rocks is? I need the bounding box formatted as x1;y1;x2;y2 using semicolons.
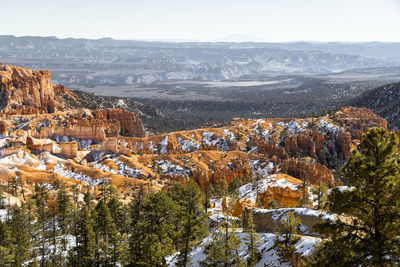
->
264;208;337;222
54;135;94;150
13;117;31;130
177;136;199;152
91;157;142;178
248;146;258;154
209;213;240;225
254;208;337;236
252;119;265;126
36;160;47;171
167;231;320;267
53;163;107;186
252;123;273;141
0;150;40;168
277;120;304;134
318;120;339;136
249;160;274;177
0;209;7;222
202;131;231;152
159;136;168;154
148;140;155;152
154;159;190;176
111;157;142;178
210;197;222;209
238;173;298;204
261;129;272;141
328;185;355;193
223;129;236;142
202;132;217;145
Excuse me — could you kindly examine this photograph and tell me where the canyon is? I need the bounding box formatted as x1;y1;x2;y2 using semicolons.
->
0;63;391;208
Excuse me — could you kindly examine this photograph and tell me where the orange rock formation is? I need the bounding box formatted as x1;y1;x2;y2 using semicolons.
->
0;63;76;114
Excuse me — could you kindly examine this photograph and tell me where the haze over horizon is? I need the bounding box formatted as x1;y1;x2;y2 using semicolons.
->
2;0;400;42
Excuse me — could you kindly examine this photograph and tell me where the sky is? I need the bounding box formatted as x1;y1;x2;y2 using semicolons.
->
2;0;400;42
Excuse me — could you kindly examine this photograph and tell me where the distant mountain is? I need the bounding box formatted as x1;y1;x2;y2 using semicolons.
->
0;35;396;86
349;82;400;129
212;34;268;42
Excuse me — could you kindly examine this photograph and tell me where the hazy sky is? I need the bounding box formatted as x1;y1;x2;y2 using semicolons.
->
2;0;400;42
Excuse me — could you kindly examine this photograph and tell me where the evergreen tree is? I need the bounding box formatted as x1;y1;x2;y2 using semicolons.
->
32;185;50;267
0;218;13;266
214;179;228;197
309;183;328;210
72;195;96;266
244;213;261;266
25;199;37;254
204;183;213;213
56;186;73;266
94;199;123;266
202;192;242;267
311;128;400;266
200;219;242;267
128;187;145;265
70;185;80;251
266;199;279;209
171;180;208;266
274;211;301;265
8;176;18;197
228;178;243;197
129;191;179;266
108;194;129;235
297;176;312;208
9;204;33;266
0;186;5;208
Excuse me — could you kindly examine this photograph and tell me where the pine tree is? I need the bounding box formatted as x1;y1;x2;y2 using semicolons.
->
311;127;400;266
244;213;261;266
171;180;208;266
204;182;213;213
200;219;243;267
129;191;179;266
202;192;243;267
309;183;328;209
25;199;37;252
56;186;73;261
0;218;13;266
274;211;301;265
70;185;80;251
9;204;33;266
72;193;96;266
228;178;243;197
8;176;18;197
214;179;228;197
128;187;145;265
94;199;123;266
297;175;312;208
266;199;279;209
32;184;50;267
0;186;5;208
108;193;129;235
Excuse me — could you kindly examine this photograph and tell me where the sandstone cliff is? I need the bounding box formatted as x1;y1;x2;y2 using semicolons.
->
0;63;77;114
93;109;146;137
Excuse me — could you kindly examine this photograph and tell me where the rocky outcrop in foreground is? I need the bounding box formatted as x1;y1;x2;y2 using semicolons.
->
243;207;336;237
